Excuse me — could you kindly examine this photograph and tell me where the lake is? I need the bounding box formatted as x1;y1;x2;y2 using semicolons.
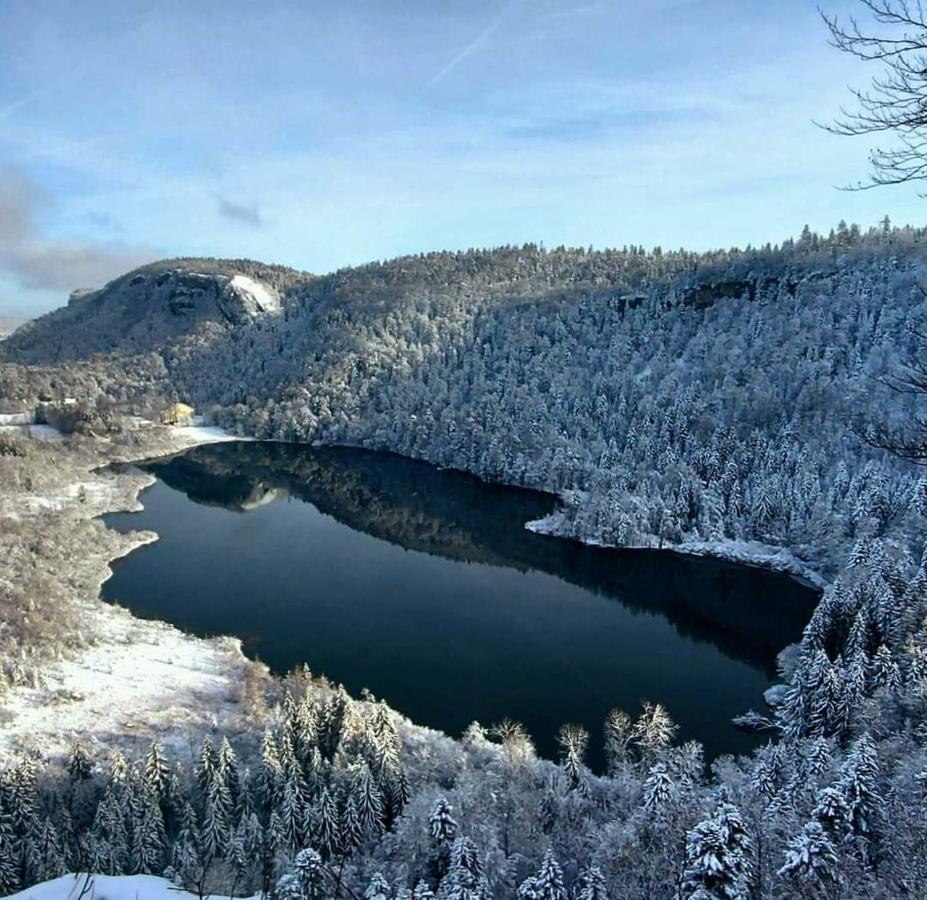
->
102;441;819;768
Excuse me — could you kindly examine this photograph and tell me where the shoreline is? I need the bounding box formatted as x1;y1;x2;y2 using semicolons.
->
0;424;821;764
0;424;254;764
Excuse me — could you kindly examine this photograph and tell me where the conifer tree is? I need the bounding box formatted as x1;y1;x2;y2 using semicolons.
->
517;849;567;900
366;871;392;900
778;821;839;887
439;837;485;900
642;763;674;812
680;803;753;900
557;724;589;793
144;742;170;803
574;865;609;900
67;743;94;784
294;848;326;900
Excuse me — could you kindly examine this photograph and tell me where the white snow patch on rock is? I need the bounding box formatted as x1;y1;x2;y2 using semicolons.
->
229;274;280;314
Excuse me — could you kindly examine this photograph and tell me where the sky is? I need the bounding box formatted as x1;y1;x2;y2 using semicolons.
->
0;0;924;317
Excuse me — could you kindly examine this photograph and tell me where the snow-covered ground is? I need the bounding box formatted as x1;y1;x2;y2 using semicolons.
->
0;424;254;763
674;540;827;589
526;509;827;588
0;595;249;763
173;419;247;445
0;412;34;425
7;874;258;900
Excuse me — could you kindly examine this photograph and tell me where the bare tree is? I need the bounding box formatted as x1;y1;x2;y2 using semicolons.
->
861;324;927;462
822;1;927;189
823;3;927;460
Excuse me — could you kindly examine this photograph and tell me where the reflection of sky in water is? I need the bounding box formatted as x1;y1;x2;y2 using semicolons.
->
104;442;818;768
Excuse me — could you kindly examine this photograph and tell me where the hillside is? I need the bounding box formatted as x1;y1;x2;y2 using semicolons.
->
2;226;926;578
0;317;27;340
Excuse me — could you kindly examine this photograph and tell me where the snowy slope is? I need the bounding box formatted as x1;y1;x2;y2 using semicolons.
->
6;874;257;900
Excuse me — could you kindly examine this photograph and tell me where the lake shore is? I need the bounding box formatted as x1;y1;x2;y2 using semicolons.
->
0;422;822;765
0;423;257;763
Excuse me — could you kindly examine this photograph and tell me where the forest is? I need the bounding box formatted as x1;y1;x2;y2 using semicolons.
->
1;219;927;898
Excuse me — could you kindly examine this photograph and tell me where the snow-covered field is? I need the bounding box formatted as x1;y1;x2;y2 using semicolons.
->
6;874;257;900
0;424;254;763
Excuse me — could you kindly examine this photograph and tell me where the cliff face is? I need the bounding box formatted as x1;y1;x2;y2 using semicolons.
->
1;262;296;364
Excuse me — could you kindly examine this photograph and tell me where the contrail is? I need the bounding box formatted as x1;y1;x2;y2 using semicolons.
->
426;0;523;89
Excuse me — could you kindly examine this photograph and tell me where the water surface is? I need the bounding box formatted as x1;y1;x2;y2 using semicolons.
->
103;441;819;767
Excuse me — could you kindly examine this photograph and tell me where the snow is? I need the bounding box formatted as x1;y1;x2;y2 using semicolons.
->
0;423;63;440
0;588;248;762
527;512;827;587
0;412;33;425
676;540;827;589
170;418;247;445
230;274;280;313
6;874;258;900
0;430;254;763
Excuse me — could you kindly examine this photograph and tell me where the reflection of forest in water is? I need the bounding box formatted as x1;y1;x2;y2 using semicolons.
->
137;441;819;675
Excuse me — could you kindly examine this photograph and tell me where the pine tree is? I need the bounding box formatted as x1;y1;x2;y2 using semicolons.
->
643;762;674;812
429;798;458;846
200;776;233;862
278;775;306;851
130;787;165;874
517;849;567;900
680;803;753;900
196;737;217;792
339;795;363;856
294;848;326;900
67;743;94;783
0;833;19;895
574;865;609;900
351;763;384;840
557;724;588;793
538;792;556;835
144;741;170;803
259;729;283;809
365;871;392;900
225;825;249;890
428;797;458;883
778;821;839;886
439;837;485;900
838;733;882;846
311;788;339;861
216;737;240;804
412;883;436;900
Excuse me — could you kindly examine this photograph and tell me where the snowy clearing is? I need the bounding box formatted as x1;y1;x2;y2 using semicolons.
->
6;873;258;900
170;418;247;445
0;426;256;763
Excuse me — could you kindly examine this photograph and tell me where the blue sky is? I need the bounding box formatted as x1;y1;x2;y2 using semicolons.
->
0;0;924;316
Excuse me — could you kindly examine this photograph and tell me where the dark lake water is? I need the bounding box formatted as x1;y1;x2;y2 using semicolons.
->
102;441;819;768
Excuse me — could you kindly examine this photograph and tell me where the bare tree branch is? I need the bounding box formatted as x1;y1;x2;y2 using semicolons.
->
822;1;927;189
